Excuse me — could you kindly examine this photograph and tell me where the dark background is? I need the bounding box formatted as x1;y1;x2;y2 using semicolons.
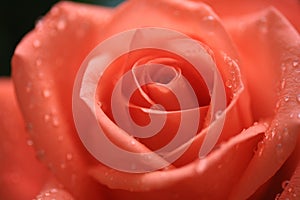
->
0;0;123;77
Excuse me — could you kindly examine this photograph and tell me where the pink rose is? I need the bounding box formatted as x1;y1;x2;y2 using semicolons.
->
1;0;299;199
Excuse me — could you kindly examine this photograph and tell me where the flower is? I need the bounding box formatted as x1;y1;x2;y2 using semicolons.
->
1;0;299;199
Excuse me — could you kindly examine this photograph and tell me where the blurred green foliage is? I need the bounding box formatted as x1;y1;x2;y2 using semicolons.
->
0;0;123;77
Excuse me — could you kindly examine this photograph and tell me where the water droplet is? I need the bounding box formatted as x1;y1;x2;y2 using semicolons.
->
275;193;281;200
276;100;281;109
282;180;289;189
281;63;286;72
44;192;50;197
52;116;60;127
297;113;300;119
287;187;293;193
205;15;214;21
36;58;42;67
281;79;286;89
25;82;32;93
283;127;289;137
284;96;290;102
50;188;58;193
56;19;66;30
60;162;66;169
33;39;41;48
131;140;136;145
66;153;73;161
292;60;299;67
296;94;300;103
42;89;51;98
37;72;44;79
257;141;264;156
44;114;50;122
225;79;233;88
289;113;294;118
27;139;34;146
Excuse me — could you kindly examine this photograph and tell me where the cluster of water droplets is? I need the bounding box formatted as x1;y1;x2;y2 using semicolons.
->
223;53;241;96
34;188;59;200
275;180;298;199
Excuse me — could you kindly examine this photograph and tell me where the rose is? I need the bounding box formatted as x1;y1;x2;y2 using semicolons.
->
0;0;299;199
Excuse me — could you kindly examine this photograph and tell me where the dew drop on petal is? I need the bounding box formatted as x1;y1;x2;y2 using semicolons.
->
292;60;299;67
281;79;286;89
130;140;136;145
284;96;290;102
42;89;51;98
296;94;300;103
60;162;66;169
33;39;41;48
281;180;289;189
50;188;58;193
44;114;51;122
27;139;34;146
52;116;60;127
66;153;73;161
225;79;233;88
25;82;32;93
281;63;286;72
36;58;42;67
56;19;66;30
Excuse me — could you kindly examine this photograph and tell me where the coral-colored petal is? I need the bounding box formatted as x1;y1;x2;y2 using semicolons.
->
11;2;114;199
90;122;266;199
201;0;300;32
227;8;300;199
0;79;49;200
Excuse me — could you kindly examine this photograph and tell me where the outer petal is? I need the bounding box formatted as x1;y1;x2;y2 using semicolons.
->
200;0;300;32
90;122;266;199
11;2;114;199
226;8;300;199
0;79;49;200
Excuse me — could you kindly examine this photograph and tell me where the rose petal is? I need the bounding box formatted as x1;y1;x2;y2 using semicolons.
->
90;122;266;199
0;79;49;200
225;7;300;199
11;2;114;199
90;0;253;183
201;0;300;32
